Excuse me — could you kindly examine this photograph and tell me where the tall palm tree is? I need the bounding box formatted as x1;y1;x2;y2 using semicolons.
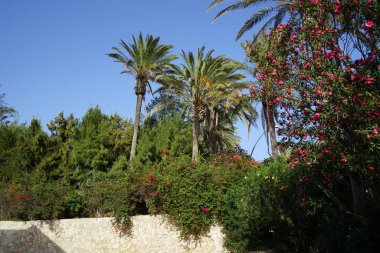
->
149;47;254;162
208;0;294;41
205;74;257;153
261;97;278;157
204;108;241;151
108;33;177;161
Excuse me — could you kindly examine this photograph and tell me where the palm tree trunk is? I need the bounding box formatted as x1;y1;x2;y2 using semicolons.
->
192;114;200;162
268;108;278;157
263;101;278;157
130;94;143;161
207;108;215;153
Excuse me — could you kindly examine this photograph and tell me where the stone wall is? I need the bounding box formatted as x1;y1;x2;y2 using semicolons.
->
0;215;227;253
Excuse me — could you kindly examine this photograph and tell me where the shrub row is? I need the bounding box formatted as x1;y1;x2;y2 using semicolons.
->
1;151;379;252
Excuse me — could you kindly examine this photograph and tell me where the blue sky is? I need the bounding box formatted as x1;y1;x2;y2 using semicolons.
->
0;0;270;161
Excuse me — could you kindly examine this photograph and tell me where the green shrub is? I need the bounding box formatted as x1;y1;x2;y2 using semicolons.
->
146;156;220;240
219;156;295;252
2;179;77;221
0;177;84;220
314;211;365;253
132;115;192;167
26;181;69;220
80;170;138;233
138;150;260;241
62;190;85;218
0;182;28;220
218;154;380;253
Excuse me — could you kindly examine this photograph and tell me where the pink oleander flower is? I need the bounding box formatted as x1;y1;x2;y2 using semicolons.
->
334;5;340;13
274;97;283;103
365;21;374;28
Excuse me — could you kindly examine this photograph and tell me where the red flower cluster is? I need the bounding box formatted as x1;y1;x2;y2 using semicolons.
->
10;193;28;201
147;173;157;183
232;154;242;161
247;160;261;167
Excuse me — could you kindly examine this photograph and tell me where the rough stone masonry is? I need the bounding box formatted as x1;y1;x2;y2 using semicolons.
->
0;215;227;253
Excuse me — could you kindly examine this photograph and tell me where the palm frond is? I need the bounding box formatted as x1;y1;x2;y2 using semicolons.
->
211;0;266;22
236;6;280;40
207;0;227;11
208;0;292;41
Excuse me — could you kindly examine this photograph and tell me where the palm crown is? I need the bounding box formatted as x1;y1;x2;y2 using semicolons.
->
108;33;178;95
150;47;256;160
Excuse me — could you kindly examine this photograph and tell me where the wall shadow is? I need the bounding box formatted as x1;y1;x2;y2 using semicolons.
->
0;225;65;253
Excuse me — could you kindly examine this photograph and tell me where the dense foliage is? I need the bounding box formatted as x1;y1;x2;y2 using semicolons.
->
0;1;378;252
0;107;133;220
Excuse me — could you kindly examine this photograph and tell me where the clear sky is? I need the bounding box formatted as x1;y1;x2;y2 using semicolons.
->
0;0;270;161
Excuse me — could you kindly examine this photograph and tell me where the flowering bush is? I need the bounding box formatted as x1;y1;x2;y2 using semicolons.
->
241;1;380;251
220;155;373;252
0;178;77;221
246;0;379;216
131;149;260;241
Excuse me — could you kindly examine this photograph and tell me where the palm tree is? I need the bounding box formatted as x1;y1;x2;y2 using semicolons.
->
205;74;257;153
204;108;240;151
149;47;254;162
261;97;278;157
208;0;294;41
108;33;177;161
